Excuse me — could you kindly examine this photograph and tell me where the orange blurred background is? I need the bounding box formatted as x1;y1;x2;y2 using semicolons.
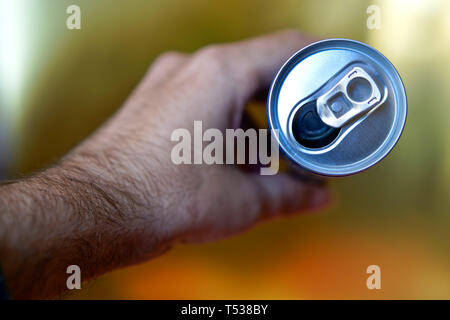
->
0;0;449;299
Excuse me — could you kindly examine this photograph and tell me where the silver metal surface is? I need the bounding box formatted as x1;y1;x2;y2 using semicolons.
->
317;66;384;128
267;39;407;176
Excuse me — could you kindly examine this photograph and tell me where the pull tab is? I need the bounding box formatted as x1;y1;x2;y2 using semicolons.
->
316;67;383;128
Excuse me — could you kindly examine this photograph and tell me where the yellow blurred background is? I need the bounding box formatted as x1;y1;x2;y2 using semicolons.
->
1;0;449;299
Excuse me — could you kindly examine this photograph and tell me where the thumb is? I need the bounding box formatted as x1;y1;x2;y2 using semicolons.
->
249;173;331;220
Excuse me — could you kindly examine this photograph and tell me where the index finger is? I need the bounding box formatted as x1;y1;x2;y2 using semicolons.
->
223;30;318;100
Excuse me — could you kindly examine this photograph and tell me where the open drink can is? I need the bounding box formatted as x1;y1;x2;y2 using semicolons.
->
267;39;407;176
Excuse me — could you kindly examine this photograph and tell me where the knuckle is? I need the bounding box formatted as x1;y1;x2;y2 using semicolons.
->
153;51;186;69
193;45;230;73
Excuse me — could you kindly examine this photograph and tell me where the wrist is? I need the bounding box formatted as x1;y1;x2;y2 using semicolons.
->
0;158;170;298
48;156;174;266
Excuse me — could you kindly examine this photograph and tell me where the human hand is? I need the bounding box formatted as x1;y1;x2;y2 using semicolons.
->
0;30;330;298
65;29;330;241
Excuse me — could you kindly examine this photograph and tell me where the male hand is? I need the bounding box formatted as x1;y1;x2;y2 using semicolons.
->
0;30;330;298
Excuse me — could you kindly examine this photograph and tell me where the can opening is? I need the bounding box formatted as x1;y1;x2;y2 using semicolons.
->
292;101;340;149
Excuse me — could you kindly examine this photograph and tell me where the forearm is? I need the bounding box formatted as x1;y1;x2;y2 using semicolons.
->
0;160;167;299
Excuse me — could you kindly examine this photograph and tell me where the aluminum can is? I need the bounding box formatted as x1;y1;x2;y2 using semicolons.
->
267;39;407;176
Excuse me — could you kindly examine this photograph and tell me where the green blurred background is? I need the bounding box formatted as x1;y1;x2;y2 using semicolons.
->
1;0;449;299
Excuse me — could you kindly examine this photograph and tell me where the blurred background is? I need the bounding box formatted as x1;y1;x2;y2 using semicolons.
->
1;0;449;299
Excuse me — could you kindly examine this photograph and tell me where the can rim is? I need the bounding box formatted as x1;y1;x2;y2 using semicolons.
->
267;38;407;176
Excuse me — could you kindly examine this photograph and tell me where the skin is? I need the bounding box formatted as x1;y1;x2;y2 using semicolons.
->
0;30;330;299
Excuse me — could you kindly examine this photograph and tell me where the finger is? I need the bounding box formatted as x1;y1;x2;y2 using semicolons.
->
184;168;330;243
224;29;318;101
249;173;331;220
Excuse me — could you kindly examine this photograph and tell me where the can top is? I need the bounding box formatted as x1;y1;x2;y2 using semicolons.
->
267;39;407;176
